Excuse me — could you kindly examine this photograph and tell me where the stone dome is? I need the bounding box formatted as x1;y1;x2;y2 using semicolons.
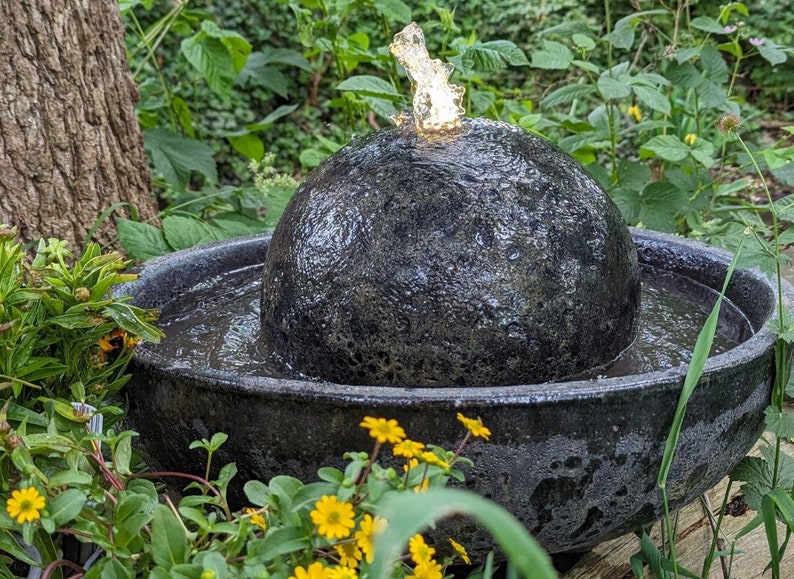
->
261;118;640;386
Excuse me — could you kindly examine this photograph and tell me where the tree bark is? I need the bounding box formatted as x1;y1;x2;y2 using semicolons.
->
0;0;159;250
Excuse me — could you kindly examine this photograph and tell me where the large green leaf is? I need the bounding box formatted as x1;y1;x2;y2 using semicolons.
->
336;75;401;99
690;16;726;34
461;40;529;72
632;85;671;115
116;218;170;261
48;489;86;527
531;40;573;70
181;34;237;101
149;504;189;569
758;39;788;66
640;135;690;162
162;216;218;251
540;84;596;107
597;75;632;100
199;20;251;73
143;129;217;191
372;0;412;23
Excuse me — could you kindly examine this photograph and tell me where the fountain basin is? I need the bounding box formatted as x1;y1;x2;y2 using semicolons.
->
121;229;790;555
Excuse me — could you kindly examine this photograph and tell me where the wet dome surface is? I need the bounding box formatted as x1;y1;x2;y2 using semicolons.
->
261;118;640;387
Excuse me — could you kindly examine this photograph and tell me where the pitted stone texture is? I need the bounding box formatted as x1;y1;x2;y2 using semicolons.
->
261;118;640;386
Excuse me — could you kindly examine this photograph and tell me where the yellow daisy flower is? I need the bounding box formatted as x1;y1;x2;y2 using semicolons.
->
627;104;642;122
448;538;471;564
418;451;449;470
684;133;697;146
310;495;356;540
408;559;443;579
244;507;267;530
6;487;46;524
456;412;491;441
359;416;406;444
403;457;419;473
290;562;330;579
393;439;425;459
408;533;436;565
327;567;358;579
335;542;362;568
354;513;387;563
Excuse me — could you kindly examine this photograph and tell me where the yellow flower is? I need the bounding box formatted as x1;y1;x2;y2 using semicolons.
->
627;104;642;122
684;133;697;146
456;413;491;441
359;416;406;444
244;507;267;530
327;567;358;579
310;495;356;540
408;559;443;579
409;533;436;565
448;538;471;564
335;542;362;568
403;458;419;473
290;562;330;579
354;513;387;563
419;451;449;470
414;478;429;493
6;487;46;524
393;439;425;459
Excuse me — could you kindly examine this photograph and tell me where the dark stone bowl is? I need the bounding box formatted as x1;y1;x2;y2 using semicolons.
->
120;229;791;555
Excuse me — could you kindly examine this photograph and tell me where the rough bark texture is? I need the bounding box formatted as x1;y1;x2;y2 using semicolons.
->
0;0;159;249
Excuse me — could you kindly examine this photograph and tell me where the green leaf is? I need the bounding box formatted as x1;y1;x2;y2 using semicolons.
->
641;135;690;162
540;84;596;107
572;34;595;51
104;302;164;343
150;504;189;569
244;480;271;507
199;20;251;73
115;493;156;549
462;40;529;72
604;20;634;50
144;129;217;191
531;40;573;70
336;75;400;99
764;406;794;439
371;488;556;579
249;526;311;558
758;39;788;66
228;133;265;161
639;182;686;233
162;215;218;251
48;470;93;487
632;85;671;115
49;489;86;526
84;557;135;579
373;0;412;23
246;104;300;132
597;75;632;100
181;34;237;101
690;16;726;34
116;218;171;261
210;214;266;238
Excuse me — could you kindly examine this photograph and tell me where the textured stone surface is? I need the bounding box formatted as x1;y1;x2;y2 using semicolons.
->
261;118;640;387
120;231;791;555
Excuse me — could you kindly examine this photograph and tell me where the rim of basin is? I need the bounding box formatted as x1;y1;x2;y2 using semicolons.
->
125;228;793;405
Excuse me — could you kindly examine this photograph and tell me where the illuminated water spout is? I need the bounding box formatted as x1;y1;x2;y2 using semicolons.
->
389;22;465;136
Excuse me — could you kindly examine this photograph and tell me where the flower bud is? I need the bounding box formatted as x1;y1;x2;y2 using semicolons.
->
0;419;11;436
74;287;91;303
4;434;25;451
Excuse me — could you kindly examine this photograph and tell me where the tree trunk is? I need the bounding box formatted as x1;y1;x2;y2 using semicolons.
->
0;0;159;250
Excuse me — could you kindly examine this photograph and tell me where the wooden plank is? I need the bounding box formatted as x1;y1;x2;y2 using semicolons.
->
562;438;794;578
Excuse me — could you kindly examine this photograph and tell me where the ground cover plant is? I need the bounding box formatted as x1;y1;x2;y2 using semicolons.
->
3;0;794;576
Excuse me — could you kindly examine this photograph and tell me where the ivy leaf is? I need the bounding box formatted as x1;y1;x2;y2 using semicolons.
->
632;85;671;115
462;40;530;72
531;40;573;70
337;75;401;99
150;504;189;569
144;129;217;191
641;135;690;162
116;219;171;261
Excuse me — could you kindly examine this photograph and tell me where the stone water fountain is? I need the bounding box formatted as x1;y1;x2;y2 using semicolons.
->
122;23;793;556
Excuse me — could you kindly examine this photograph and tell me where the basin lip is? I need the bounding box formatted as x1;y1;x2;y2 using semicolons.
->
125;229;790;405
